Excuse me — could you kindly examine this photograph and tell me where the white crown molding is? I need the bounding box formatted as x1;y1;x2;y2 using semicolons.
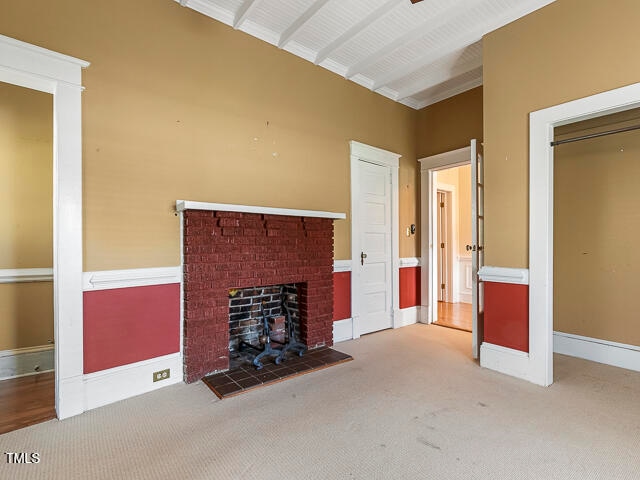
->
176;200;346;219
333;260;351;273
399;257;421;268
414;77;483;110
478;266;529;285
0;268;53;283
83;267;182;291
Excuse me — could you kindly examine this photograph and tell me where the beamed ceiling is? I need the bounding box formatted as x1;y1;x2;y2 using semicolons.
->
176;0;555;109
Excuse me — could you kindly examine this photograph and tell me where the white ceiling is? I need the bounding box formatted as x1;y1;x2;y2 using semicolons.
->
176;0;555;109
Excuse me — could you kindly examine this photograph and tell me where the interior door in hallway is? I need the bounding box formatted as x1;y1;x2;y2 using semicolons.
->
470;139;485;359
356;160;393;335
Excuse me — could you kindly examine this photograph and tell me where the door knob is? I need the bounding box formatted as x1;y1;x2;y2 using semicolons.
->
466;244;476;252
360;252;367;265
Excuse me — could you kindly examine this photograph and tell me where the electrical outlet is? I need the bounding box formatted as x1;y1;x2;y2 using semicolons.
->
153;369;170;382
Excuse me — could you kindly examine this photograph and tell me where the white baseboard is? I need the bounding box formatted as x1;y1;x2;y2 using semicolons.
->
395;306;420;328
0;345;54;380
480;342;530;381
418;306;429;324
458;294;472;304
554;331;640;373
83;353;182;411
333;318;353;343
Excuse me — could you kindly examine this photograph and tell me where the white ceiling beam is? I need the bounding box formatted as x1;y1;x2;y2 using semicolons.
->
396;60;483;101
346;0;486;79
314;0;399;66
233;0;261;30
278;0;332;49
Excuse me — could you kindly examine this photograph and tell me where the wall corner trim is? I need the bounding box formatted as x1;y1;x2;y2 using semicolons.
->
83;266;182;291
478;266;529;285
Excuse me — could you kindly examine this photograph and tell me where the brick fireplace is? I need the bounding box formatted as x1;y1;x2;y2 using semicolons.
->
179;202;344;383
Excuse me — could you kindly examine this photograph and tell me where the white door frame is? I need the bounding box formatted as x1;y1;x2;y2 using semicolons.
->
0;34;89;419
350;141;400;339
419;147;470;324
529;82;640;387
435;184;458;304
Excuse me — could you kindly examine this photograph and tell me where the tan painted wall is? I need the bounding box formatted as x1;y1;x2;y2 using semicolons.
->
0;0;418;269
0;283;54;350
0;82;53;351
416;87;483;159
483;0;640;267
554;111;640;346
435;165;471;257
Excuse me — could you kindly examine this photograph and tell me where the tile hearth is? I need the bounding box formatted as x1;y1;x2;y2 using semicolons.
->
202;347;352;398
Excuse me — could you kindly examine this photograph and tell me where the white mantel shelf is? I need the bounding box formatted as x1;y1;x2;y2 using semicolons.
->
176;200;346;220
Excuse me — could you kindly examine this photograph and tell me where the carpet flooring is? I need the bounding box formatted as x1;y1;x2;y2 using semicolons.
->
1;324;639;479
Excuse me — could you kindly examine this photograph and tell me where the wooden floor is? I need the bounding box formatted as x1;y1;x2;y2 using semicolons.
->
435;302;472;332
0;371;56;435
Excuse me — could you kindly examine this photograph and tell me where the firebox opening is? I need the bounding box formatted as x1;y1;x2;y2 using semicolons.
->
228;283;302;368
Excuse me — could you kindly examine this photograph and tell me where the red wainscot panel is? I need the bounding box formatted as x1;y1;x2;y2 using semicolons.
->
83;284;180;374
483;281;529;352
399;266;421;309
333;271;351;320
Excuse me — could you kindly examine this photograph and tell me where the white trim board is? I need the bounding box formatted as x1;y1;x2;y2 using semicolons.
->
480;342;531;380
333;260;351;273
478;266;529;285
395;306;420;328
0;34;89;420
553;332;640;373
0;345;54;380
83;353;182;411
333;318;354;343
529;81;640;387
0;268;53;283
399;257;421;268
350;140;400;339
83;267;182;291
176;200;346;219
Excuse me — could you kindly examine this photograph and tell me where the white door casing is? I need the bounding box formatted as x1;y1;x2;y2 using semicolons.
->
529;82;640;387
0;34;89;419
350;141;400;338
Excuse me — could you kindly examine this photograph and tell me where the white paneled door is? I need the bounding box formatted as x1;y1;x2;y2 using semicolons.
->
470;139;485;359
357;160;393;335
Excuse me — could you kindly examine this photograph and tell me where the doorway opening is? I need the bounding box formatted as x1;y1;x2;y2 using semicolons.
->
0;82;56;433
528;81;640;387
433;166;472;332
552;107;640;376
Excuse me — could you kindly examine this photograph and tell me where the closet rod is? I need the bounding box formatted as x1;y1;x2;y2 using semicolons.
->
551;123;640;147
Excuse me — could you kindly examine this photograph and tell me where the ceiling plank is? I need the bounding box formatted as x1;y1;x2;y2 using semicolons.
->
345;0;486;79
396;59;483;101
372;29;485;92
314;0;399;66
233;0;262;30
278;0;332;49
